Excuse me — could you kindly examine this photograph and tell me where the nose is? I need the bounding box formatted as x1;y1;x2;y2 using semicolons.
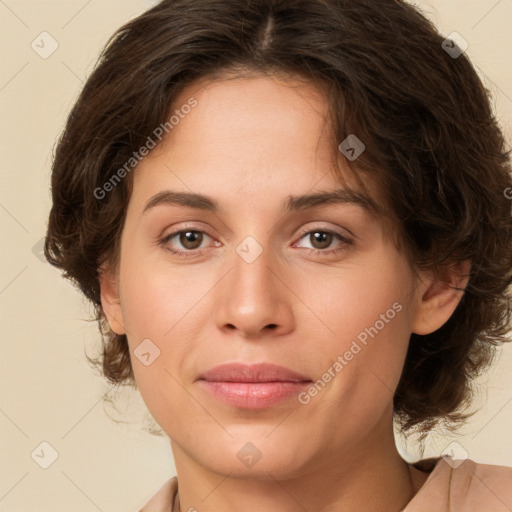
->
214;239;295;339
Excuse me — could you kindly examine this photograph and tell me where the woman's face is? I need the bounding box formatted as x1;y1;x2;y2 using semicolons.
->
104;73;426;479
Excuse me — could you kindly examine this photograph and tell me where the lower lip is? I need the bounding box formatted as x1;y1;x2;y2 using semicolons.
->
199;380;310;409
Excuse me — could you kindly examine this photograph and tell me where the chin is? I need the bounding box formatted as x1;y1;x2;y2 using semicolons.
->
194;433;313;481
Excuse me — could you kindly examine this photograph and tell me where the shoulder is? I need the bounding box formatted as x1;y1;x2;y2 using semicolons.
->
404;457;512;512
137;476;178;512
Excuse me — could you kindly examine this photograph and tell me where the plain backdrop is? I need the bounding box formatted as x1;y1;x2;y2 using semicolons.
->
1;1;511;510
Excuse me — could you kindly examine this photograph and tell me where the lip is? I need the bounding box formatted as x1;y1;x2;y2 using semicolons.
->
197;363;312;409
198;362;311;383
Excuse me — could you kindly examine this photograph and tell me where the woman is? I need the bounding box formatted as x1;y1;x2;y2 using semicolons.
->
45;1;512;510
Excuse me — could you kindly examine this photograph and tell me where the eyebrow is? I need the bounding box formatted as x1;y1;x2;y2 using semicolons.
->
142;188;378;216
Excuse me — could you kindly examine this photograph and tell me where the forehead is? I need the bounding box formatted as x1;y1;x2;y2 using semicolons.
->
174;70;330;122
130;72;386;219
160;72;333;167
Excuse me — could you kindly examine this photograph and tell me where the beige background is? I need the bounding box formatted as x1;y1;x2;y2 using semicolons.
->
1;1;511;510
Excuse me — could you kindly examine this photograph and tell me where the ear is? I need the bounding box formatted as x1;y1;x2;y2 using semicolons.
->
98;263;126;335
412;260;471;335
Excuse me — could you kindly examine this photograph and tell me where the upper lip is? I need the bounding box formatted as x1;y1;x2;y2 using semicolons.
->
198;363;311;383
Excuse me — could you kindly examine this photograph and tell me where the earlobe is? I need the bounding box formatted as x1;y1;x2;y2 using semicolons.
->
412;260;471;335
98;264;126;335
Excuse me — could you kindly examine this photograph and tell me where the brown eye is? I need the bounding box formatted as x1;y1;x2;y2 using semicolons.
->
178;230;204;250
308;231;333;250
294;228;352;256
161;229;214;256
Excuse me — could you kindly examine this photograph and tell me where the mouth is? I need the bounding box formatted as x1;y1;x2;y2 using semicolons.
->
197;362;312;409
198;362;311;383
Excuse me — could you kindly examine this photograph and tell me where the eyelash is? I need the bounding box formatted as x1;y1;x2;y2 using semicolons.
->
158;225;353;259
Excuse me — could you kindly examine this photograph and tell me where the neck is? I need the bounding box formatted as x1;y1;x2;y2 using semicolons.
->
171;412;420;512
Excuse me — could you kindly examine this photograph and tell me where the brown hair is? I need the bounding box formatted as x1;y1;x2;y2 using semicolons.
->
45;0;512;445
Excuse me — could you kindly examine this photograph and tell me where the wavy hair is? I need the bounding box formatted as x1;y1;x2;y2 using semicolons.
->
45;0;512;445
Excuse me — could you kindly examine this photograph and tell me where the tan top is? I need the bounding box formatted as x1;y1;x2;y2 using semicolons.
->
138;457;512;512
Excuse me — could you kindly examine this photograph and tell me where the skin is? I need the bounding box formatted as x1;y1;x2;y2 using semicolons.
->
100;73;470;512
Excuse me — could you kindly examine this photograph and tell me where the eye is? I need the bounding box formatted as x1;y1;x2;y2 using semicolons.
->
158;226;352;259
293;228;353;255
169;230;208;250
159;228;219;258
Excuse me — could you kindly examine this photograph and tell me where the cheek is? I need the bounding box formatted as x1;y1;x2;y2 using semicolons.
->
117;248;210;404
298;263;407;342
301;263;412;396
118;245;207;340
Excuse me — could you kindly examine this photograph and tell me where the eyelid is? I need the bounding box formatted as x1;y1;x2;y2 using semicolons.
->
293;223;353;241
159;222;216;240
159;222;352;244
